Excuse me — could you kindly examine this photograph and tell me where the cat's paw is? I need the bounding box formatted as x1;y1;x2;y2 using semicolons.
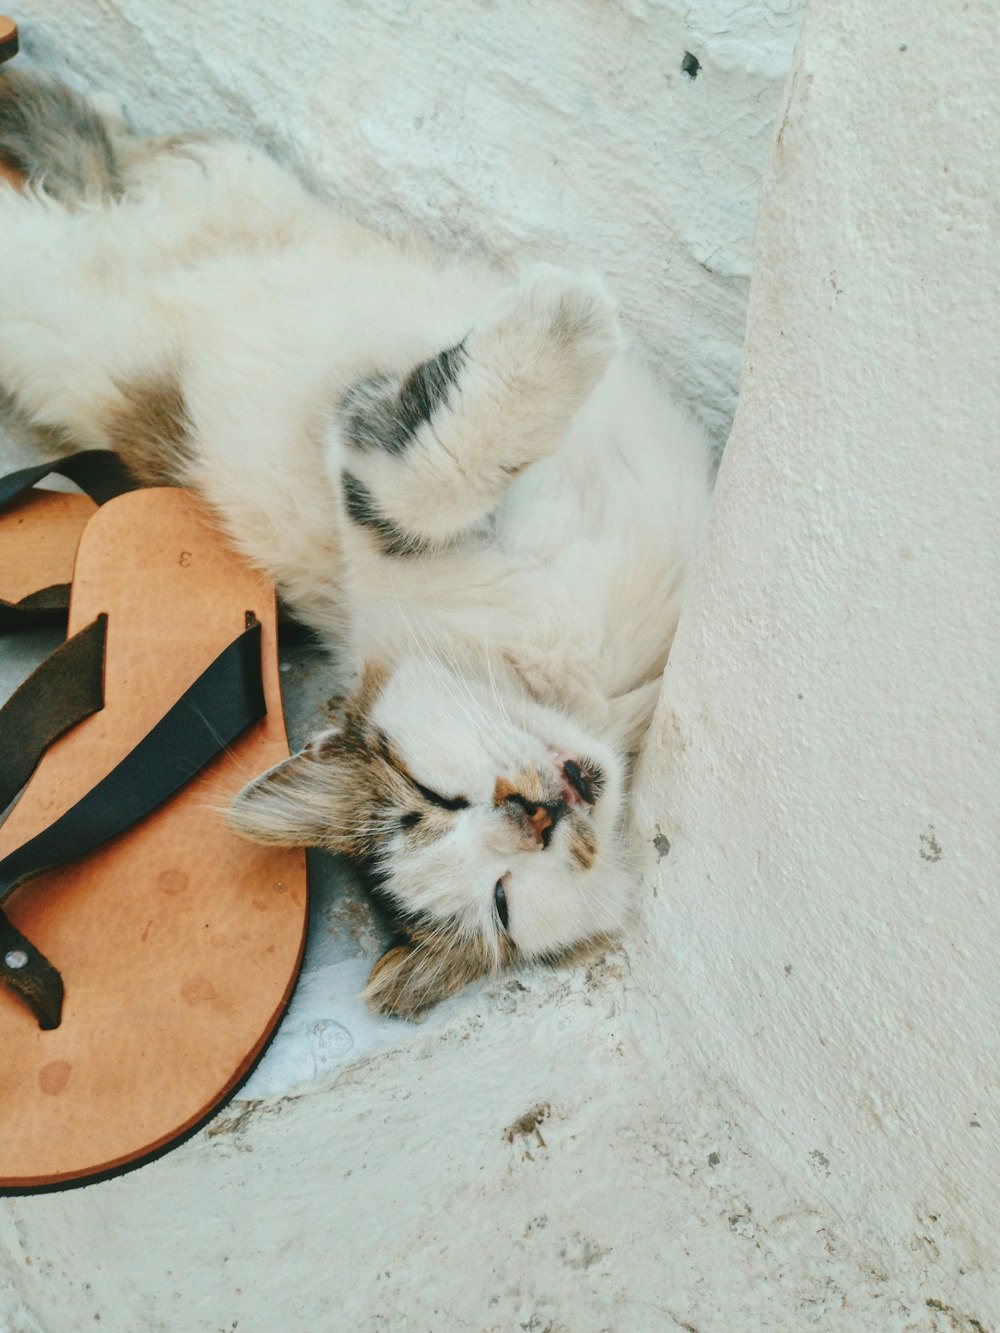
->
457;266;620;477
471;265;620;412
330;267;622;542
503;264;621;365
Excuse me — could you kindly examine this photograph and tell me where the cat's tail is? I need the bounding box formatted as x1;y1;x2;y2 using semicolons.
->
0;68;123;202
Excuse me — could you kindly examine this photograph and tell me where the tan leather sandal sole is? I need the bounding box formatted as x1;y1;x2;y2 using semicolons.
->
0;488;96;615
0;488;307;1190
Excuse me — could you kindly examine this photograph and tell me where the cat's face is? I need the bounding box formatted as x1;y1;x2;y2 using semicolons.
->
229;657;632;1017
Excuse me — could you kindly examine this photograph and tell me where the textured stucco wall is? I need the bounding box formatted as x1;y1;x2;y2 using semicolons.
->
635;0;1000;1319
4;0;998;1329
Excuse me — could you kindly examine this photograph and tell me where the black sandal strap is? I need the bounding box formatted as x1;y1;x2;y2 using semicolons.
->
0;584;73;630
0;617;266;1029
0;450;140;511
0;915;63;1031
0;615;107;812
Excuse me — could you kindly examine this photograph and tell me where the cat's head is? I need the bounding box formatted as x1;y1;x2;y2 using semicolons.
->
228;656;632;1017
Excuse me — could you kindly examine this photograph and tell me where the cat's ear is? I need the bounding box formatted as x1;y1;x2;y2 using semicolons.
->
363;931;494;1019
229;663;388;851
227;730;357;852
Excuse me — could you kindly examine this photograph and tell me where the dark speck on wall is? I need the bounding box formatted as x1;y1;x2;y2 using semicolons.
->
919;828;942;862
653;826;671;859
681;51;701;79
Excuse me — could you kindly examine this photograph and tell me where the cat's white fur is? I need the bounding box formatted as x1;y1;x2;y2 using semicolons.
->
0;77;712;1011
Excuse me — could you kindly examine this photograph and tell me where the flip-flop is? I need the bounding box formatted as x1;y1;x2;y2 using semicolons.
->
0;487;308;1191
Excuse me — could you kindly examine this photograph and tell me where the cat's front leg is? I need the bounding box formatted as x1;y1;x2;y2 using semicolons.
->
330;266;620;552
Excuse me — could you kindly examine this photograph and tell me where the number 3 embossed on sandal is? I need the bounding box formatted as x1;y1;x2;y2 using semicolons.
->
0;481;308;1191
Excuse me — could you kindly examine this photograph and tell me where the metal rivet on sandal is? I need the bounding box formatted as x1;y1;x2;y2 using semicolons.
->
4;949;29;970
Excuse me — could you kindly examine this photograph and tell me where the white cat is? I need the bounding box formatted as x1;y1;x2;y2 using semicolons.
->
0;70;712;1016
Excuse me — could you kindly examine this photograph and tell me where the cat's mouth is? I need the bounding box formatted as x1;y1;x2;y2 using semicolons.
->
559;756;603;811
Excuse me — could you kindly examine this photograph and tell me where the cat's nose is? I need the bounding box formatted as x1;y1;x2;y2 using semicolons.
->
503;795;565;849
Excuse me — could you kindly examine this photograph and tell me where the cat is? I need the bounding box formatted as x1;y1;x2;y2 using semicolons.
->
0;68;713;1017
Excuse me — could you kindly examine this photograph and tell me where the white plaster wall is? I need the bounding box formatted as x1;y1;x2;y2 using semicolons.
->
634;0;1000;1316
3;0;998;1329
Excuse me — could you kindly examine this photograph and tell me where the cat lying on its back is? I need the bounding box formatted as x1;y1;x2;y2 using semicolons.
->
0;69;713;1016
